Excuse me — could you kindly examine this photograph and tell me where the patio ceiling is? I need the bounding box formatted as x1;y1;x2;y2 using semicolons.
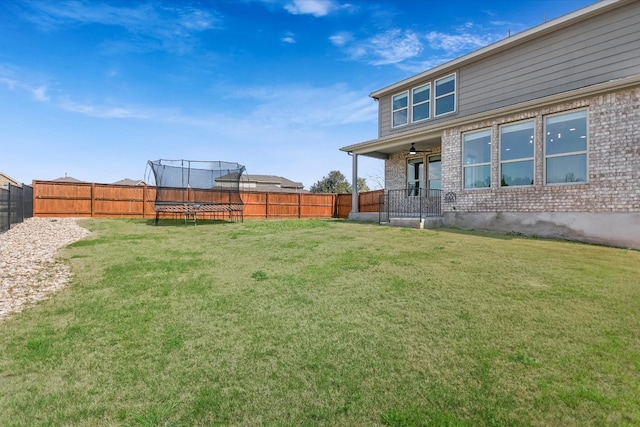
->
342;131;442;159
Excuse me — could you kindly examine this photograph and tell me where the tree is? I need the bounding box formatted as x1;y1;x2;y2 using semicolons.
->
309;170;370;193
355;177;370;193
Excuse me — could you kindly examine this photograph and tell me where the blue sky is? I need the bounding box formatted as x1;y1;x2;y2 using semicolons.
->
1;0;596;189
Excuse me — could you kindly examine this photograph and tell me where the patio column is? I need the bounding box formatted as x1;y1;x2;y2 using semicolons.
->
351;152;359;214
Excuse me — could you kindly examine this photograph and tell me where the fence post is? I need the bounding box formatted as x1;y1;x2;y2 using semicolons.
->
18;184;24;223
265;192;269;219
7;184;11;230
32;181;37;218
142;185;147;218
298;193;301;219
90;183;95;218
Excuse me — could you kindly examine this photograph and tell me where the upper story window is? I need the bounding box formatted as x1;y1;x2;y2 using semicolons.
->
545;110;588;184
500;121;534;187
412;83;431;122
390;73;457;129
463;129;491;189
392;92;409;127
435;74;456;116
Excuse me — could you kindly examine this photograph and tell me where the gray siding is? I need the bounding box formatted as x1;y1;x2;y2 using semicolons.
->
378;1;640;138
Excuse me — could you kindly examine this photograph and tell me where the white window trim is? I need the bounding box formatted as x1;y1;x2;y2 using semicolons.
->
392;91;409;128
427;154;441;190
499;119;535;188
434;73;457;118
462;128;492;190
411;83;431;123
407;156;425;196
543;109;589;186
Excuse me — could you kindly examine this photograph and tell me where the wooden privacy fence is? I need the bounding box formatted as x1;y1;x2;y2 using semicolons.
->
336;189;384;218
32;181;383;220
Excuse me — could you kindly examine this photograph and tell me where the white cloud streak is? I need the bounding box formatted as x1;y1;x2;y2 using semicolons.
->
0;76;50;102
284;0;338;17
425;30;500;53
1;65;376;130
331;19;506;70
57;98;158;119
248;83;377;126
281;31;296;44
328;32;353;47
18;1;220;54
331;29;423;65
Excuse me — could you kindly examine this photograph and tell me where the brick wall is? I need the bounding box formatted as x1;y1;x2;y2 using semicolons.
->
386;86;640;214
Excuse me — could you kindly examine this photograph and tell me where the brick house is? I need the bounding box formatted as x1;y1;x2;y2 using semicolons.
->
341;0;640;249
0;172;21;189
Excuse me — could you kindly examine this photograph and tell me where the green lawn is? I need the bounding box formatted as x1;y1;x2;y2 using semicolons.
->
1;218;639;426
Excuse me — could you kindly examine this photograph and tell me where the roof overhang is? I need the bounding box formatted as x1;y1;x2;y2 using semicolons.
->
342;129;442;159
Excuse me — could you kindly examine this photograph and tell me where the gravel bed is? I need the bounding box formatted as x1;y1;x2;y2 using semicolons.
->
0;217;90;321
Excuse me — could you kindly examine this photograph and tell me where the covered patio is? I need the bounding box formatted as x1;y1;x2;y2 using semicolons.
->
341;130;443;227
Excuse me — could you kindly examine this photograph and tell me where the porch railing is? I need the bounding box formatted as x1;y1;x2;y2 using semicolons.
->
379;188;442;223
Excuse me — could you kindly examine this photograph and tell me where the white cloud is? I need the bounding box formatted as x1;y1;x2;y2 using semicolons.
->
32;86;50;102
19;1;221;54
396;57;454;74
336;29;423;66
329;32;353;47
0;75;50;102
57;98;155;119
284;0;338;17
0;77;18;90
221;83;377;129
281;31;296;44
8;77;375;130
425;30;500;53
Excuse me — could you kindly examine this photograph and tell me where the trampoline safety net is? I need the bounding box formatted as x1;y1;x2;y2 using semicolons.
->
147;159;246;224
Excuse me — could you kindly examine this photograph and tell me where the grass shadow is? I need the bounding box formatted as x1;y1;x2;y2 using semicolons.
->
145;218;238;227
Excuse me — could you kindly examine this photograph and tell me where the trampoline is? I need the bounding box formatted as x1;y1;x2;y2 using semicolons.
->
147;159;246;225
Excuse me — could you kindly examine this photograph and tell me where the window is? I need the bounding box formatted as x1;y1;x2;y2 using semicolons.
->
412;83;431;122
428;155;441;190
435;74;456;116
463;129;491;189
392;91;408;127
500;121;534;187
407;158;424;196
389;73;456;129
545;110;587;184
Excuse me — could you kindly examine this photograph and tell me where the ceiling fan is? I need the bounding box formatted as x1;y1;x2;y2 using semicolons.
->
408;143;433;155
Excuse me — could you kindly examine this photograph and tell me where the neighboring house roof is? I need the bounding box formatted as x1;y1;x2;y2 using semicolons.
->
242;183;309;193
244;174;304;190
369;0;629;99
216;173;307;192
112;178;146;186
0;172;21;188
53;176;84;183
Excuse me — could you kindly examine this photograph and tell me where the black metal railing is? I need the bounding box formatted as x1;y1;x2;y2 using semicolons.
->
379;188;442;223
0;183;34;233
